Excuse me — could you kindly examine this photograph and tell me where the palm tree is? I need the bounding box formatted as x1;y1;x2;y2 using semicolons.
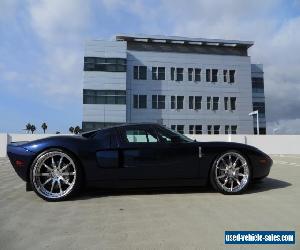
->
41;122;48;134
25;123;31;133
30;125;36;134
55;131;60;134
74;126;81;134
69;126;74;134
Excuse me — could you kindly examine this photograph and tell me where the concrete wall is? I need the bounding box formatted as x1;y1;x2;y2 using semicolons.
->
0;133;299;157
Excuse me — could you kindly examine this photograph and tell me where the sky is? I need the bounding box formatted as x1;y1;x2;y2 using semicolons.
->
0;0;300;134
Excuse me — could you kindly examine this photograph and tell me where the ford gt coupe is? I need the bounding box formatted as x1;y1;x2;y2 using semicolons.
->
7;123;272;201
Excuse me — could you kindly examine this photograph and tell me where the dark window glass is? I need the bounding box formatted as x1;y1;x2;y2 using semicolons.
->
195;96;202;110
224;97;228;110
177;125;184;134
206;69;211;82
93;130;115;149
139;95;147;109
171;67;175;81
171;125;176;131
189;96;194;109
230;97;236;111
212;69;218;82
195;125;202;134
152;67;157;80
229;70;235;83
225;125;230;134
158;95;165;109
252;77;264;89
158;67;165;80
213;97;219;110
84;57;126;72
253;102;265;114
207;125;212;134
231;125;237;134
207;96;211;110
223;70;228;82
177;96;184;109
214;125;220;134
188;68;193;81
139;66;147;80
152;95;158;109
176;68;183;81
189;125;194;134
83;89;126;105
195;68;201;82
171;96;176;109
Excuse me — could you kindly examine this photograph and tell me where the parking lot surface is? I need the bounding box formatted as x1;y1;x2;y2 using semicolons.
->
0;155;299;250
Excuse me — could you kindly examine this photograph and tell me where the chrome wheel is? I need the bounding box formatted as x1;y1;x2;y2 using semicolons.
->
32;151;77;199
215;152;249;193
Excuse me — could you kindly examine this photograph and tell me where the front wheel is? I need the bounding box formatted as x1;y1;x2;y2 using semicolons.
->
210;151;251;194
30;149;81;201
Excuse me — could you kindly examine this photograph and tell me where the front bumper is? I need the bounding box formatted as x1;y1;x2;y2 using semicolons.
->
252;153;273;179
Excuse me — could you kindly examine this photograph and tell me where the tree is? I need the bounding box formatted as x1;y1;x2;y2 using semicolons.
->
41;122;48;134
25;123;31;133
69;126;74;134
55;131;60;134
74;126;81;134
30;125;36;134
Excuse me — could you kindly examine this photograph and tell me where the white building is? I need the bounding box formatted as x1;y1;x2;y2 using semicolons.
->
82;35;266;134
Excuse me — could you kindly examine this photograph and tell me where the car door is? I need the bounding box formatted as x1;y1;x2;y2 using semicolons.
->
116;125;166;180
153;125;202;179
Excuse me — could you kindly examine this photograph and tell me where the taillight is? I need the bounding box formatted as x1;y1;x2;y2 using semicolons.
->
15;160;25;167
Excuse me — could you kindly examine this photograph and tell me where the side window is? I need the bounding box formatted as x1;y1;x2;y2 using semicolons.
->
94;129;117;148
124;128;158;143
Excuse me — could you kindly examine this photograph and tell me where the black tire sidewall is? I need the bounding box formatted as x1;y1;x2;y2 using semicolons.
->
30;148;81;202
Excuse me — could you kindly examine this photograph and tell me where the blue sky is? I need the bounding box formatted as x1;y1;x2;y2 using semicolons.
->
0;0;300;134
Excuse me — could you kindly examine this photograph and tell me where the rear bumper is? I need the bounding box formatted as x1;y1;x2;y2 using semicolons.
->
7;144;35;182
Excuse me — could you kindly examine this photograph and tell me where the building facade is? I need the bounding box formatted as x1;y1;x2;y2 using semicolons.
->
83;35;266;134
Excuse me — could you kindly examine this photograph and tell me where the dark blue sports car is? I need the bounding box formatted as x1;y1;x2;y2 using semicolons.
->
7;123;272;201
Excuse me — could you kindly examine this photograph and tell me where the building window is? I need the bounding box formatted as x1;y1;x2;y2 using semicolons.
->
214;125;220;134
195;68;201;82
224;97;229;111
171;96;184;109
189;125;194;134
230;97;236;111
212;69;218;82
188;68;193;81
176;68;183;81
133;95;147;109
206;69;211;82
152;67;165;80
190;96;202;110
171;96;176;109
152;95;165;109
223;70;228;82
207;96;211;110
231;125;237;134
253;102;265;114
171;125;184;134
134;66;147;80
84;57;126;72
213;97;219;110
83;89;126;104
207;125;212;134
225;125;230;134
195;125;202;134
229;70;235;83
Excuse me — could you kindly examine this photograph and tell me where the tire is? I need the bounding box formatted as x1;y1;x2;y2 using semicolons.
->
210;151;251;195
30;148;81;201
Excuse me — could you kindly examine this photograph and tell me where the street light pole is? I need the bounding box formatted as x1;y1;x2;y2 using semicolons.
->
249;110;259;135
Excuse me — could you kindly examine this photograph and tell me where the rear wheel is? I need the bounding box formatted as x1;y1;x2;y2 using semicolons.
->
30;149;81;201
210;151;251;194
